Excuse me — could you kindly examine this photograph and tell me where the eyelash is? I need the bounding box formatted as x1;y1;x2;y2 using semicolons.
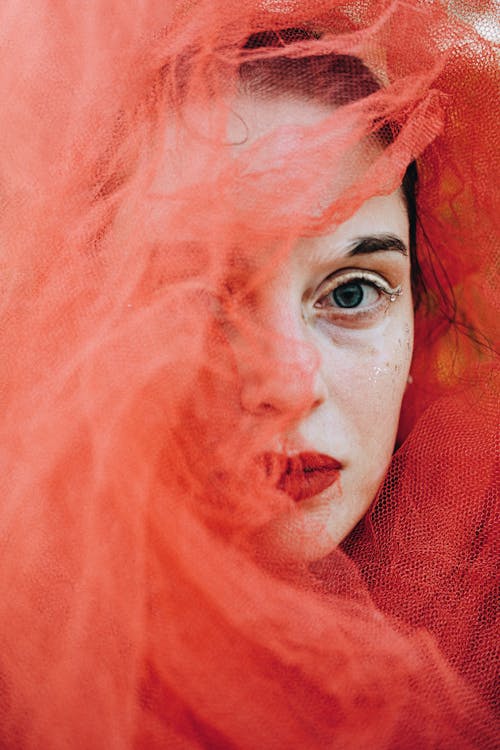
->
313;269;402;321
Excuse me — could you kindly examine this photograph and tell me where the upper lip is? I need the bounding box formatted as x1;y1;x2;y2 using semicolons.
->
261;451;342;502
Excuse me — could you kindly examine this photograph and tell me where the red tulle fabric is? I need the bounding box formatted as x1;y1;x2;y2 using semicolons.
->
0;1;498;748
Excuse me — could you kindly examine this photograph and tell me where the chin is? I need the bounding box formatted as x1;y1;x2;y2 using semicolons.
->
249;482;372;563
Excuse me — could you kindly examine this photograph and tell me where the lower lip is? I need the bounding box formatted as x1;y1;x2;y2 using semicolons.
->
263;452;342;502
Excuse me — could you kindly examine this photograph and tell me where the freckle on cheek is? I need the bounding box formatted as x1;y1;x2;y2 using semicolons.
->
368;365;388;383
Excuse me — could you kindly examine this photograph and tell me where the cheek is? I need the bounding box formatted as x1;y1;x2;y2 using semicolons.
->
321;315;413;451
368;322;413;412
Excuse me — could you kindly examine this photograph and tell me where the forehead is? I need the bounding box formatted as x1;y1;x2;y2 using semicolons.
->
227;92;372;168
227;93;333;145
154;91;409;262
227;92;408;237
226;190;409;279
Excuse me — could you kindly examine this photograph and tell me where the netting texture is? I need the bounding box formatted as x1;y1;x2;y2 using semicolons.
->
0;1;498;748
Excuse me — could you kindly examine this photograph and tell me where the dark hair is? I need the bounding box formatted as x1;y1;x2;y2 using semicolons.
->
240;28;424;306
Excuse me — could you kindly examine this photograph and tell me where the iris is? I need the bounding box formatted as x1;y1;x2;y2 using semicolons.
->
333;281;365;308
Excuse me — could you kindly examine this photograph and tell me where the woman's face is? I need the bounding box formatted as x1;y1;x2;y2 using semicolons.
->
227;94;414;560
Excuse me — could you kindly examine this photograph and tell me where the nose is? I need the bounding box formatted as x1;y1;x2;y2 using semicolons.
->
238;323;328;417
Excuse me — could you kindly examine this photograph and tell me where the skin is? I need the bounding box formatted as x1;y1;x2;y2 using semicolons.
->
226;94;414;560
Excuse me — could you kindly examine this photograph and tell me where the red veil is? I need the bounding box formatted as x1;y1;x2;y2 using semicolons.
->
0;1;498;747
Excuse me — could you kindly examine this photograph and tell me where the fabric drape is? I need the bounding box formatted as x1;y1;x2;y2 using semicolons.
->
0;1;497;747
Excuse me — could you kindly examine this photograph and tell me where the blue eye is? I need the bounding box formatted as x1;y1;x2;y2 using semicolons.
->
314;269;402;317
332;281;365;308
329;280;380;309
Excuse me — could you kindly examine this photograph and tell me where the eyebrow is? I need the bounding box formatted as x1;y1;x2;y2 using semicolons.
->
347;234;408;257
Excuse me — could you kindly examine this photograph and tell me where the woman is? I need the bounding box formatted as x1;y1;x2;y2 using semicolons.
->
0;1;497;748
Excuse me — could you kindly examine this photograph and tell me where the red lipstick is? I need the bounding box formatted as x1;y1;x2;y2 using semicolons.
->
262;452;342;502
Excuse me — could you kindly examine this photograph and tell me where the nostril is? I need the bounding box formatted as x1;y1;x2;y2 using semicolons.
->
239;384;279;415
237;336;327;416
255;402;280;415
239;371;326;417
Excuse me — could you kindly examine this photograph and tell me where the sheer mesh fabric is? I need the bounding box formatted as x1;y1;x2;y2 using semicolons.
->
0;1;498;748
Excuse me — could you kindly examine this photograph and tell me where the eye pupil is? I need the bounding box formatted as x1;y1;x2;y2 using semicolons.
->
333;282;364;308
